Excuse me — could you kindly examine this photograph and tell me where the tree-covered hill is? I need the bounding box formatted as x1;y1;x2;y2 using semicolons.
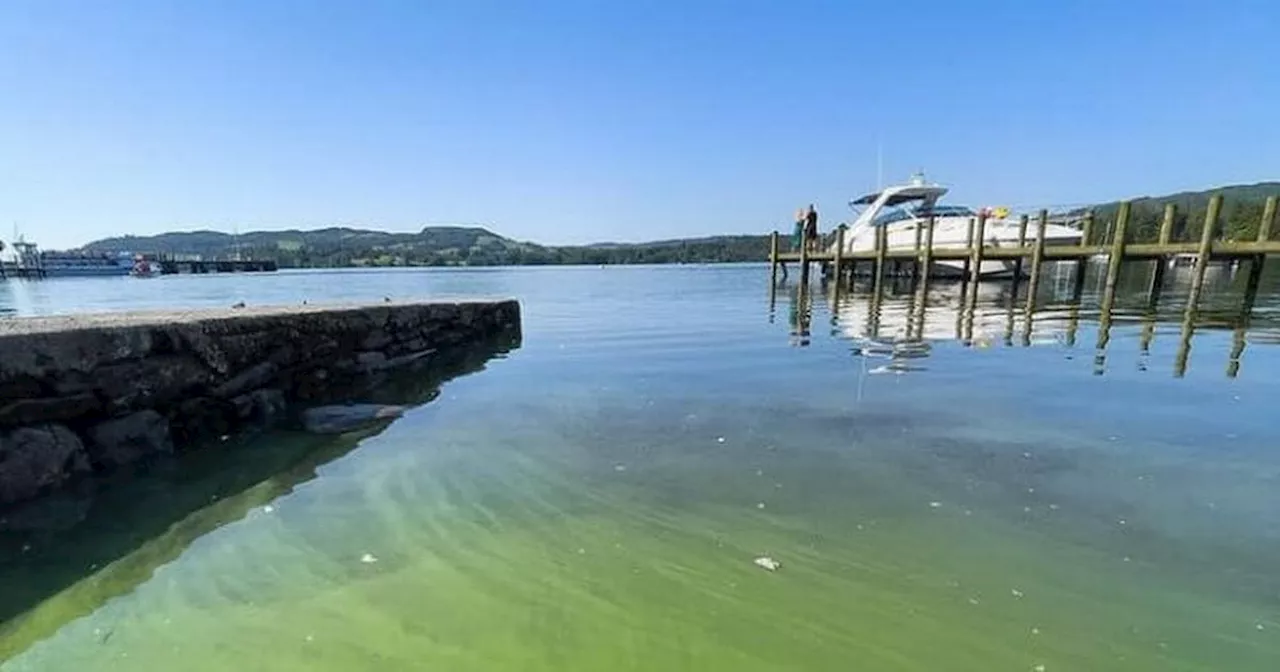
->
82;227;772;267
1087;182;1279;244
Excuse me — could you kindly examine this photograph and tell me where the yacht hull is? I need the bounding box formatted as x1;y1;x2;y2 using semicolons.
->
839;215;1083;278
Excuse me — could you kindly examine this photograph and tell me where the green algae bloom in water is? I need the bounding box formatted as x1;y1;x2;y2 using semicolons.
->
3;265;1280;671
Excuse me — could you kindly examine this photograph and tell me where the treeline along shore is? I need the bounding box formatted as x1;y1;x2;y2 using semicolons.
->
77;182;1279;268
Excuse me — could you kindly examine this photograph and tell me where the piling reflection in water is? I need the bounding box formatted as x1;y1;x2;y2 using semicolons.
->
772;257;1280;378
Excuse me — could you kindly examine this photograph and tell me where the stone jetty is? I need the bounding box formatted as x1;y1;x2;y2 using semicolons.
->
0;300;520;506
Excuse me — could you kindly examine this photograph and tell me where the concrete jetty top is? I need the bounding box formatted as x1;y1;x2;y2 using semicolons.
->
0;299;514;336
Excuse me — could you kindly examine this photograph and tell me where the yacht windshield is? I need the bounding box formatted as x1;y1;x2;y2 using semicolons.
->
912;204;975;218
871;206;917;226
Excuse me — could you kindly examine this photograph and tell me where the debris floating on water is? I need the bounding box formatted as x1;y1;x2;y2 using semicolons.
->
756;502;766;510
929;501;942;509
1011;588;1024;598
716;437;726;443
1031;627;1041;635
753;556;781;572
613;464;627;472
1033;665;1046;672
360;553;378;564
263;505;274;513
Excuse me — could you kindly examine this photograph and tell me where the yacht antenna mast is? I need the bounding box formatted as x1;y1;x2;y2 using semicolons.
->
875;137;883;191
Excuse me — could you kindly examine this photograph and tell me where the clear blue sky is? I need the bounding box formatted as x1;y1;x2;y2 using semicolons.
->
2;0;1277;249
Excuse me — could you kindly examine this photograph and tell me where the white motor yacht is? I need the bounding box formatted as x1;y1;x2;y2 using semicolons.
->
833;174;1083;278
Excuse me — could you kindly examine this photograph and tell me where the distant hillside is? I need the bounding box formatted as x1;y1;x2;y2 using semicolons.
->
78;181;1278;266
81;227;771;267
1089;182;1280;244
83;226;537;267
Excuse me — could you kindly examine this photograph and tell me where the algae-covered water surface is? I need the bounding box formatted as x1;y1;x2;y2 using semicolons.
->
2;265;1279;670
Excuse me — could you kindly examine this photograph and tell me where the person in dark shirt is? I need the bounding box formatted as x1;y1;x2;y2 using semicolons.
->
804;205;819;251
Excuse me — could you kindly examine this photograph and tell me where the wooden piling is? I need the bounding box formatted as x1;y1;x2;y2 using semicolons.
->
912;221;923;279
799;227;811;287
1146;204;1176;300
1174;194;1223;376
1003;289;1018;347
769;231;780;288
1070;210;1094;299
1244;197;1275;304
915;215;936;325
1158;203;1176;245
1259;195;1277;243
911;216;942;340
832;226;846;287
1227;250;1267;377
1139;307;1156;355
1022;210;1049;328
1227;196;1278;376
961;217;975;279
1227;321;1246;379
1173;314;1193;378
1096;201;1131;349
1012;214;1029;280
872;225;887;301
1184;194;1223;315
964;212;989;318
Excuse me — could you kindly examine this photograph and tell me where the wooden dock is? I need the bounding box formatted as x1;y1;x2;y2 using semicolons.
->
771;194;1279;320
769;193;1280;378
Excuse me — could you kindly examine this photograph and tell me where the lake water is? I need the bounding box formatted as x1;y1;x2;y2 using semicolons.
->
2;264;1279;671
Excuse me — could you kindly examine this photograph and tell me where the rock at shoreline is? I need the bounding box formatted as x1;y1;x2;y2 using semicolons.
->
86;410;174;467
0;425;90;504
301;404;407;434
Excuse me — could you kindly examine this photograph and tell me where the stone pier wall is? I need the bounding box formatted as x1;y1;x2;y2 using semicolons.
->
0;300;521;506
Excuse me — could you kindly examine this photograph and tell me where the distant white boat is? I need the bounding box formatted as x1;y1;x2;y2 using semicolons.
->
833;174;1083;278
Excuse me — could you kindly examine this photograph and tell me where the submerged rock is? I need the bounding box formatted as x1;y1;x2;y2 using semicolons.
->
301;404;407;434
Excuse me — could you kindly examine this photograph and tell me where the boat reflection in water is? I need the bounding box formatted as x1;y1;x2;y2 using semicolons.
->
773;258;1280;379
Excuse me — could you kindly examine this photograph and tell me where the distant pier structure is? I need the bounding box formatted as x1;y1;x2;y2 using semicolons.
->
0;241;47;279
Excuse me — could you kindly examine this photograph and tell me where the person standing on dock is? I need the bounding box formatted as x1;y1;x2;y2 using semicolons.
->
804;204;819;251
792;208;805;251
